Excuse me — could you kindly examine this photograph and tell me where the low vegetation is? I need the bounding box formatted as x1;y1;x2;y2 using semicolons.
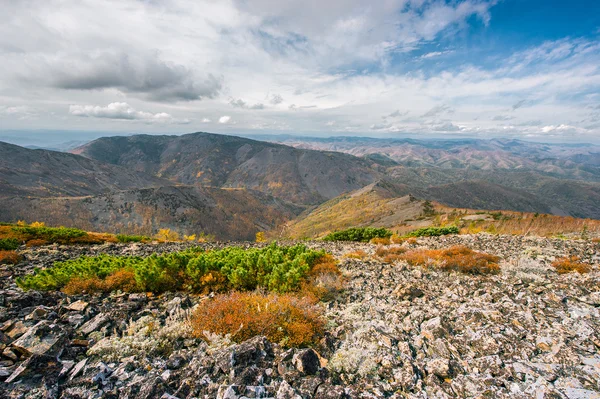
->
376;245;500;275
345;250;368;259
16;243;334;295
0;250;22;265
404;226;459;237
323;227;393;242
0;238;19;250
551;256;591;274
191;291;324;348
116;234;150;243
0;222;111;246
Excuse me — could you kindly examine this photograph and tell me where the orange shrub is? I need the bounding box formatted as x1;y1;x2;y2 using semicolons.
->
345;250;367;259
552;256;591;274
62;276;106;295
375;246;406;258
400;249;442;267
437;246;500;275
26;239;49;247
375;246;409;264
61;268;139;295
370;237;391;245
304;255;344;301
104;269;139;292
390;234;404;244
191;292;324;347
380;245;500;275
0;250;22;265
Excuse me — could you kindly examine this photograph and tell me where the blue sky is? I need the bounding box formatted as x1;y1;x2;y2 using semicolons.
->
0;0;599;142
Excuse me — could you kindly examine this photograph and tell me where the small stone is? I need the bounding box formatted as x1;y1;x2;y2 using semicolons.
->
292;348;321;375
65;300;89;312
277;380;302;399
78;313;110;335
5;321;28;340
69;358;87;381
25;306;50;321
427;358;450;378
2;347;18;361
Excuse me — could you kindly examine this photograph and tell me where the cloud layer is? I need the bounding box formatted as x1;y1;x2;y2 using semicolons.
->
0;0;599;141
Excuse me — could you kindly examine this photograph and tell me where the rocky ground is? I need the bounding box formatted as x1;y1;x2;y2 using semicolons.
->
0;235;599;398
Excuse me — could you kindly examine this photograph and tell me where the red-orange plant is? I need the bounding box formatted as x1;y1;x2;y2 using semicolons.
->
0;250;22;265
191;291;324;347
552;256;591;274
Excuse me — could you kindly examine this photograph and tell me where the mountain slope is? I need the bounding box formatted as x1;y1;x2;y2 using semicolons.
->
0;141;165;198
74;132;380;205
281;180;426;239
1;185;301;240
262;136;600;181
423;180;553;214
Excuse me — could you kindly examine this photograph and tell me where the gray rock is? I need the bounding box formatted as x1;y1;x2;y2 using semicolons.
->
10;321;67;358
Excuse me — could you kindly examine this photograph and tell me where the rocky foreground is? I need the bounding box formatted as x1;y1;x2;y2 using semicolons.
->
0;235;599;398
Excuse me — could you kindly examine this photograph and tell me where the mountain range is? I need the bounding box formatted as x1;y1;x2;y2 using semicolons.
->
1;132;599;239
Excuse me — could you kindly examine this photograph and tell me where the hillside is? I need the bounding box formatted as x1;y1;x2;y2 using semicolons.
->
281;180;424;239
0;141;165;198
0;185;301;241
0;142;306;239
74;132;380;205
263;136;600;180
423;180;553;214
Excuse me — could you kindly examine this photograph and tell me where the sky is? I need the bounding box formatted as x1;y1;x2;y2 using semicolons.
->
1;0;600;143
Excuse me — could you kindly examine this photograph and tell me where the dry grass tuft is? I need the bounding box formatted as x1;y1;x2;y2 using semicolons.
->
26;239;49;247
370;237;391;245
302;255;344;301
61;268;139;295
376;245;500;275
0;250;22;265
345;250;368;259
191;291;324;348
551;256;591;274
375;246;408;264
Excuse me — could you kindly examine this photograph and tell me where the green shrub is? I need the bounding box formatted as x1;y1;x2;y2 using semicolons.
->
116;234;150;243
17;243;327;295
11;226;87;243
323;227;393;242
0;238;20;250
404;226;459;237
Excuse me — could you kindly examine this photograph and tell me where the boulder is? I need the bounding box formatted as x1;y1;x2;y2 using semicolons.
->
10;321;67;358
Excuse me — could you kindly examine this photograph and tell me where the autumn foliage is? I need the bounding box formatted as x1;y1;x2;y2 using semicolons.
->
377;245;500;275
191;291;324;347
0;250;22;265
551;256;591;274
62;269;139;295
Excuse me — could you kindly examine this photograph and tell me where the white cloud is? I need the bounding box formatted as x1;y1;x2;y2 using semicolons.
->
0;1;598;141
69;102;189;124
219;115;232;124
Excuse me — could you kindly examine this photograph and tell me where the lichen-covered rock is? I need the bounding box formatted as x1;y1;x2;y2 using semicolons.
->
0;236;598;398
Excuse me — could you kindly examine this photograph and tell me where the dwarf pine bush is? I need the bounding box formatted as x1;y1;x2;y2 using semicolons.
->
17;243;328;295
404;226;459;237
11;225;87;243
323;227;393;242
116;234;150;243
0;238;20;250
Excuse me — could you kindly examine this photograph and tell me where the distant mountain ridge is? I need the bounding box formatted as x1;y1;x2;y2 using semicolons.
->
1;132;600;240
74;132;380;205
